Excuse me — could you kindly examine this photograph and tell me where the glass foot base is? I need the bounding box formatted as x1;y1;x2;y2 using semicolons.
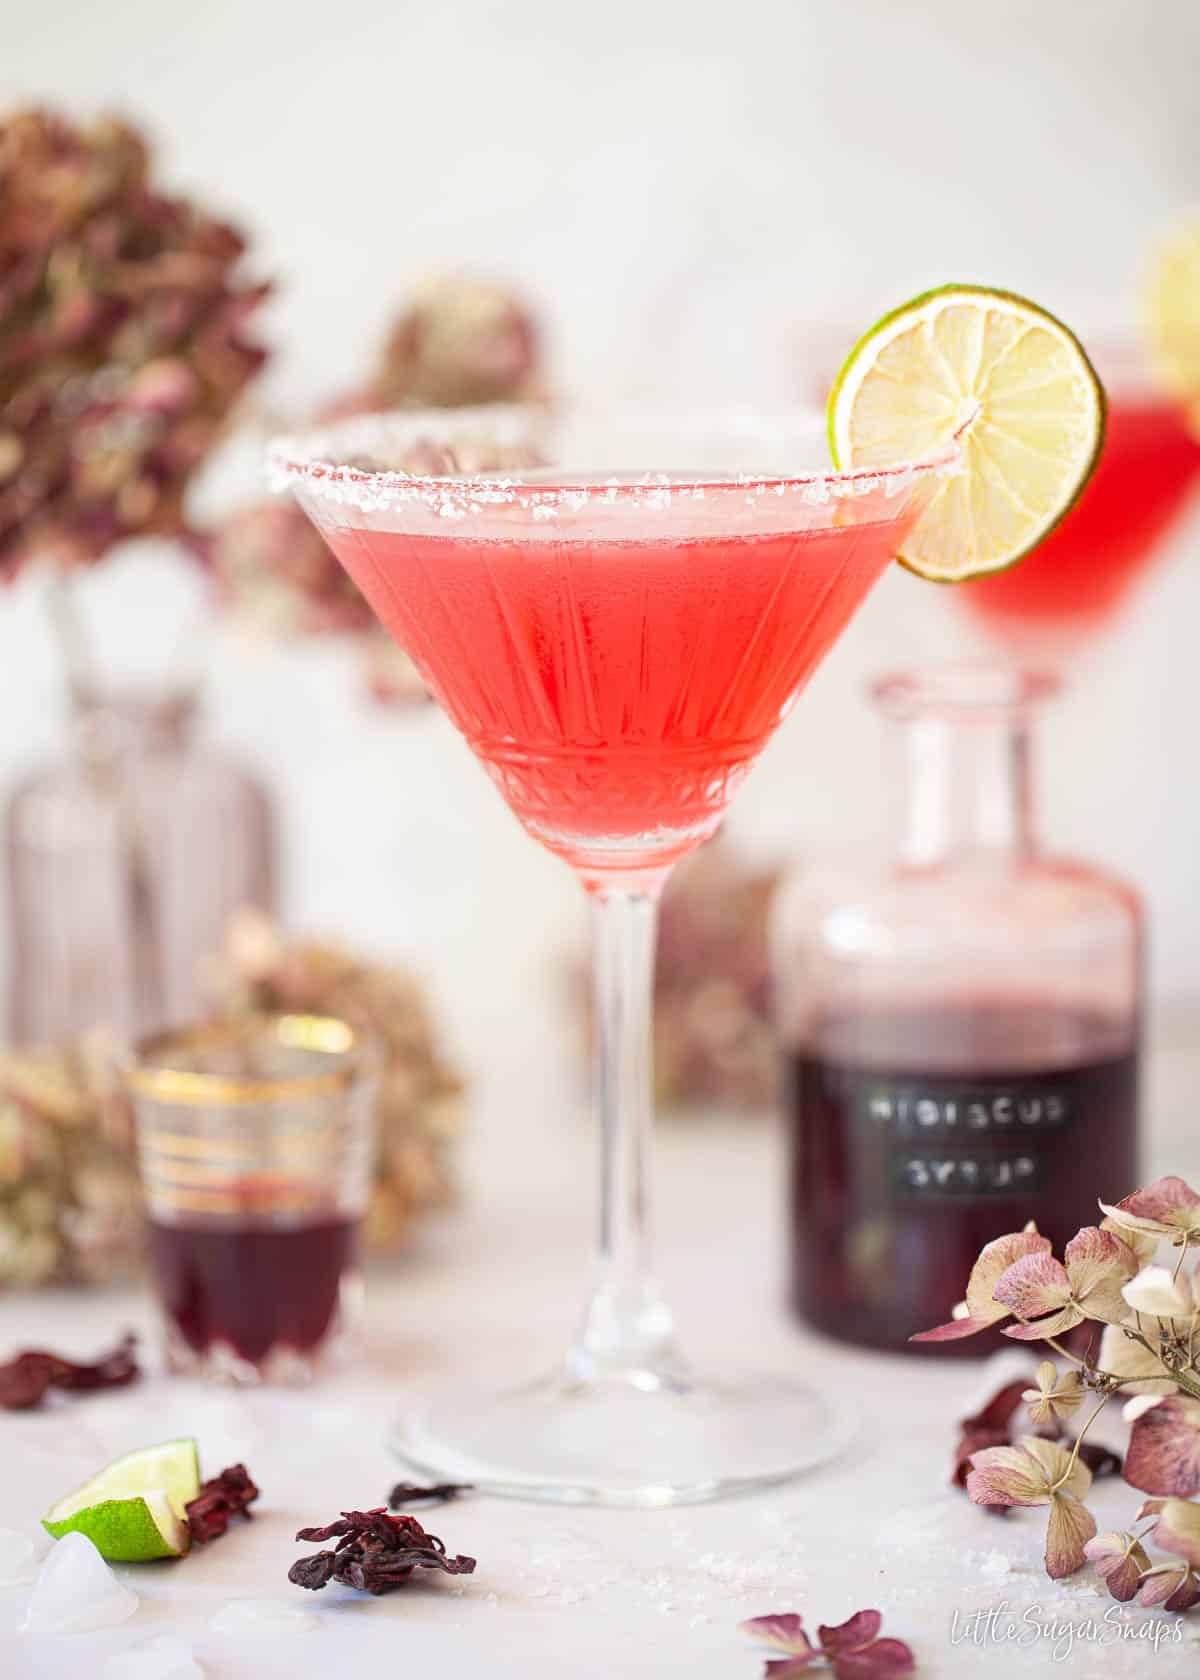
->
391;1365;852;1507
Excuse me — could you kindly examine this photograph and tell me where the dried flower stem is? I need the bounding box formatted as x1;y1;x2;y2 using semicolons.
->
1056;1395;1112;1486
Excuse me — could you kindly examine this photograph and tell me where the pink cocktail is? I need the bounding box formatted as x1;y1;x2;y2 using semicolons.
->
273;407;954;1503
330;517;908;883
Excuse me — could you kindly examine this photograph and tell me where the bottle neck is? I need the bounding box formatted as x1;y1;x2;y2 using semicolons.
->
878;668;1052;870
70;684;199;768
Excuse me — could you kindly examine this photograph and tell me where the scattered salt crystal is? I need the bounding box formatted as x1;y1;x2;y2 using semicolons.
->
658;1602;676;1614
485;1592;500;1607
0;1528;36;1586
102;1635;204;1679
209;1599;318;1635
23;1533;138;1633
978;1550;1013;1580
529;1584;551;1599
690;1613;713;1627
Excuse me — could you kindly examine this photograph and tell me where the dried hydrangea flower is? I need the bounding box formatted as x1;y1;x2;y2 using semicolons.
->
1097;1321;1177;1395
210;501;377;638
1136;1501;1200;1613
1121;1265;1196;1321
1124;1395;1200;1497
910;1224;1049;1342
365;276;543;411
1023;1361;1084;1427
992;1226;1135;1340
739;1611;816;1668
0;1038;140;1287
1137;1563;1200;1613
1100;1212;1158;1267
740;1609;915;1678
966;1436;1096;1578
216;912;464;1251
0;107;268;579
1083;1529;1151;1601
1100;1176;1200;1250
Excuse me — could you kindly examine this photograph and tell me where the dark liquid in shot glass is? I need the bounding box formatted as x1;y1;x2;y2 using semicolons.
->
148;1214;359;1367
788;1002;1139;1353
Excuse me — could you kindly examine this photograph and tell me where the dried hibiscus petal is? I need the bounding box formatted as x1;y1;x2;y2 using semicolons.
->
0;1334;138;1410
952;1380;1034;1505
289;1508;475;1597
185;1463;259;1543
386;1480;472;1509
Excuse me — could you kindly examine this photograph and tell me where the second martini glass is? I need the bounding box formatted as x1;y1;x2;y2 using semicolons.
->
273;405;955;1504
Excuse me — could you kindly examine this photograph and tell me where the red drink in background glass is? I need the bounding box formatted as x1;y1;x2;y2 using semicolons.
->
961;395;1200;643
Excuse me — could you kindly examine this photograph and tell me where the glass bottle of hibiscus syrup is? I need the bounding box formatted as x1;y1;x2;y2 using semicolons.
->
770;666;1141;1353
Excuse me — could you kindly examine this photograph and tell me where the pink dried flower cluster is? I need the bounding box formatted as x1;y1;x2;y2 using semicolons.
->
337;274;543;414
949;1374;1121;1512
216;912;465;1252
740;1609;914;1677
916;1175;1200;1607
0;107;268;579
0;1037;141;1287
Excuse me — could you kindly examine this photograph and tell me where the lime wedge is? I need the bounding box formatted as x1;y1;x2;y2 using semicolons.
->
829;284;1105;581
42;1439;200;1561
1144;214;1200;423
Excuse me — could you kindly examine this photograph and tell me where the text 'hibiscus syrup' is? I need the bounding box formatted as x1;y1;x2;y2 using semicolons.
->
771;666;1141;1352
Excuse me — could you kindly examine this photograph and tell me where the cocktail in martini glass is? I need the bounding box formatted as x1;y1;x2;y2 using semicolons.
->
272;286;1102;1505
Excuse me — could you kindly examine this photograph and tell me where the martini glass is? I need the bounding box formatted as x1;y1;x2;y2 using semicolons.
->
271;405;956;1505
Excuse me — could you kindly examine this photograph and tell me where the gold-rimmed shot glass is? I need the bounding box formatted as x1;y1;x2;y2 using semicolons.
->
127;1014;376;1385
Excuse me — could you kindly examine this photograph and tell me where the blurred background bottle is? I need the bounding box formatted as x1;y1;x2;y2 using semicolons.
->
771;666;1141;1353
6;681;275;1047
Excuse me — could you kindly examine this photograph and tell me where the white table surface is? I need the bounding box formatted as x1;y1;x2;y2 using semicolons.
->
3;1014;1200;1679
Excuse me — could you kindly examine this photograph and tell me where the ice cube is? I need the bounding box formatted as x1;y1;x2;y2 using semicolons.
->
0;1528;36;1586
102;1635;204;1679
209;1599;318;1635
22;1532;138;1633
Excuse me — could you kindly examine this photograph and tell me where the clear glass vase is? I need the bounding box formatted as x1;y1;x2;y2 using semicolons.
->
770;666;1142;1353
6;681;275;1046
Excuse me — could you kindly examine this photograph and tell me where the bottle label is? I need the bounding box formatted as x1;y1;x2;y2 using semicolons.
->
859;1076;1071;1199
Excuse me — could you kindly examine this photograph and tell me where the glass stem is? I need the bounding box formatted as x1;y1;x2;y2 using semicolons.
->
568;883;682;1385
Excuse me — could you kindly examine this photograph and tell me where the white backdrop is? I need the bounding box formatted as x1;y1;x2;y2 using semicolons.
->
2;0;1199;1048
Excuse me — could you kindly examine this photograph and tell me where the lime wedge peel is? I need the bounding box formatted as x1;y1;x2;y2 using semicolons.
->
42;1439;200;1562
828;284;1106;582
